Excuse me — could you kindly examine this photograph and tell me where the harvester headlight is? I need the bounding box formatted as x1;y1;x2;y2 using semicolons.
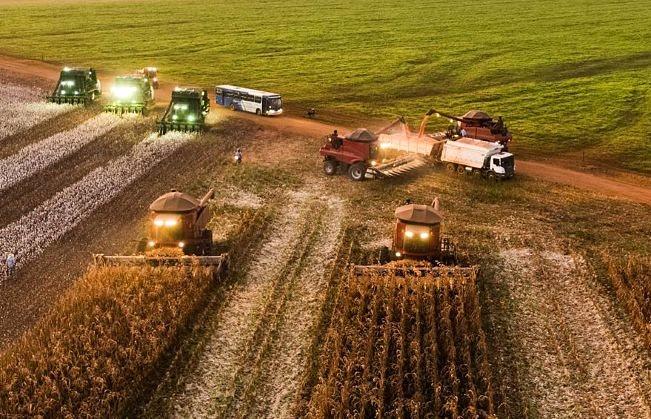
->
395;252;402;258
380;142;390;149
148;240;156;247
172;115;178;120
370;160;377;166
187;114;196;122
112;85;137;99
420;232;430;240
60;90;66;95
405;231;414;239
164;219;178;227
74;90;79;95
154;219;164;227
178;241;185;248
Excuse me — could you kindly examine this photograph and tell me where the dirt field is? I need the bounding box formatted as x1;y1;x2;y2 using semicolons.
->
0;61;649;417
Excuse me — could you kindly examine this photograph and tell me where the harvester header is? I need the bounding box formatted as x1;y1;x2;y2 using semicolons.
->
158;87;210;135
47;67;101;105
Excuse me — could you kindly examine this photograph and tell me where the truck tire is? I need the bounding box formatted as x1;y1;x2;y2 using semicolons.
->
324;159;337;176
348;162;367;181
446;163;456;172
456;165;466;175
256;109;261;116
487;172;497;181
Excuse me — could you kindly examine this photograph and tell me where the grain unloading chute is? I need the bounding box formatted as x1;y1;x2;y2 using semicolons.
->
158;87;210;135
47;67;101;105
104;75;154;115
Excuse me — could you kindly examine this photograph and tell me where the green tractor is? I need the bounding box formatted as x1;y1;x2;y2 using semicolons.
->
158;87;210;135
47;67;101;105
104;75;155;115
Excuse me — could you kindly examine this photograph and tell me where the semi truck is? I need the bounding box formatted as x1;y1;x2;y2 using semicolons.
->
440;137;515;179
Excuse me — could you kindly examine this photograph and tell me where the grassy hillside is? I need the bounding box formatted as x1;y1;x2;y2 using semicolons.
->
0;0;650;170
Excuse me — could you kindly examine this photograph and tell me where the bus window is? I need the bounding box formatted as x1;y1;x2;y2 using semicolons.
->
255;96;261;103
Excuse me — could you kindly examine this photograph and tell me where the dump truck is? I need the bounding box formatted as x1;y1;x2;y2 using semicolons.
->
92;188;226;268
440;137;515;179
320;118;427;181
428;109;512;150
47;67;101;105
158;87;210;135
104;75;154;115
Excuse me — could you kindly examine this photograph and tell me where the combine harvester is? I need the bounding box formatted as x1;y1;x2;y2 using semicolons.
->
47;67;101;105
356;198;475;278
425;108;512;150
104;75;155;115
93;189;227;268
136;67;160;89
158;87;210;135
319;118;430;181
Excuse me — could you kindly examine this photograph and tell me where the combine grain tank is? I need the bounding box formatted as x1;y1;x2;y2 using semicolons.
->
47;67;101;105
104;75;154;115
158;87;210;135
141;189;215;255
428;108;512;150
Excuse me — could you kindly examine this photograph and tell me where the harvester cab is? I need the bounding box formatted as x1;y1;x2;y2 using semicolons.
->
320;123;427;181
47;67;101;105
104;75;154;115
428;109;512;150
158;87;210;135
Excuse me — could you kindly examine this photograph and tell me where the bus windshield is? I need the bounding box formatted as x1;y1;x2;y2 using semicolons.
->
267;97;282;110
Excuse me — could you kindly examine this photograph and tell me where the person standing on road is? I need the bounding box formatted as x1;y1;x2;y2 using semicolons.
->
234;147;243;164
5;251;16;279
0;253;5;283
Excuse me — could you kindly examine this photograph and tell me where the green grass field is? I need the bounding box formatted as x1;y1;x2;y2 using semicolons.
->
1;0;650;170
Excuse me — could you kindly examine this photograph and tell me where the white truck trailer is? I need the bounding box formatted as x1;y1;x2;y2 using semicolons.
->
440;137;515;179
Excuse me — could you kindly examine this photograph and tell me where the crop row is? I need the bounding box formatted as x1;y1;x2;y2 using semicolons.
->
0;113;126;191
0;132;193;267
0;83;72;141
307;267;495;418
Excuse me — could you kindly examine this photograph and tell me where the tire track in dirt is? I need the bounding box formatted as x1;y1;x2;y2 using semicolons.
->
159;187;343;418
0;116;155;229
496;248;651;417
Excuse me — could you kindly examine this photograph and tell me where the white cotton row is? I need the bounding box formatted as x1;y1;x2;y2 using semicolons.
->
0;83;74;141
0;113;127;192
0;131;194;267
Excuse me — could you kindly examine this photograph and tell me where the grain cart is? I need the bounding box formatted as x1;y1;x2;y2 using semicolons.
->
427;109;512;150
47;67;101;105
104;75;154;115
320;119;427;181
360;199;475;278
158;87;210;135
440;137;515;179
92;188;227;268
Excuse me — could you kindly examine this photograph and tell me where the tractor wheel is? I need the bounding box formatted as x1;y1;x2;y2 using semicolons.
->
348;162;367;181
323;160;337;176
456;165;466;175
446;163;456;172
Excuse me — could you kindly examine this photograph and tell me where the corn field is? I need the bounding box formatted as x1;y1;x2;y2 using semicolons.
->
307;265;495;418
0;264;218;417
604;253;651;351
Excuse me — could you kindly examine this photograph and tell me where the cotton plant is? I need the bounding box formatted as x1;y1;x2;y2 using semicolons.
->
0;132;194;268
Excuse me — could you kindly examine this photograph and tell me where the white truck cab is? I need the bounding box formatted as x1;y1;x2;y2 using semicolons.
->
489;152;515;178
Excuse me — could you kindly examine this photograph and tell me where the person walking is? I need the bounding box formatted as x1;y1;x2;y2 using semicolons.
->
5;251;16;279
234;147;243;164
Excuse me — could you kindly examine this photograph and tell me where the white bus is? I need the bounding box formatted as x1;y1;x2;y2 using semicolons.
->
215;85;283;116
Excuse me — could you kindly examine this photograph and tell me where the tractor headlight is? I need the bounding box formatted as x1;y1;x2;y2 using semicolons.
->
178;241;185;248
148;240;156;247
405;231;414;239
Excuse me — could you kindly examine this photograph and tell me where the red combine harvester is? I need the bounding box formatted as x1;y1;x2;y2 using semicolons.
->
426;109;512;150
319;118;426;181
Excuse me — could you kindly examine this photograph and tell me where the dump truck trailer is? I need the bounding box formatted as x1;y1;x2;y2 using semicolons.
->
440;137;515;179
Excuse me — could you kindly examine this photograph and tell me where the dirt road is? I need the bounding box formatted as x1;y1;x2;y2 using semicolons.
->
1;54;648;205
